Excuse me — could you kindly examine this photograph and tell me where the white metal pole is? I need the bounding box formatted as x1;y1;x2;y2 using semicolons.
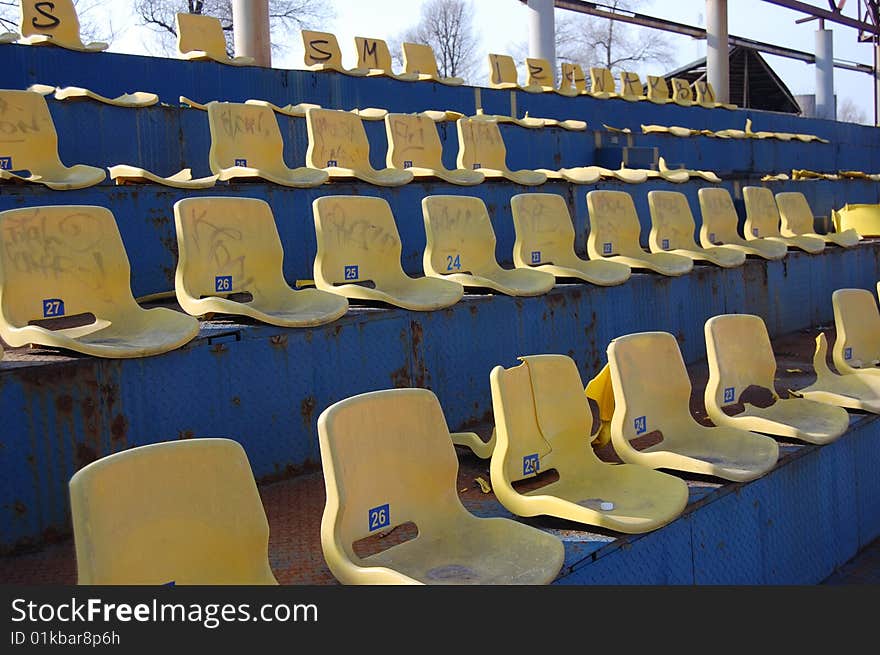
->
232;0;271;67
815;25;835;120
706;0;729;103
527;0;556;74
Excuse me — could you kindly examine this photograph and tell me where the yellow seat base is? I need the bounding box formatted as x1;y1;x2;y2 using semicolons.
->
109;166;218;189
797;333;880;413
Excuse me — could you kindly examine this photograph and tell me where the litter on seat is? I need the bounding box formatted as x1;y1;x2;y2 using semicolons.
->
174;197;349;327
694;80;736;110
69;438;278;585
488;53;520;89
312;196;464;311
775;191;861;248
17;0;107;51
588;67;619;99
831;288;880;376
743;186;825;253
385;112;484;185
354;36;419;80
0;90;106;190
647;190;746;268
108;165;218;189
607;331;779;481
703;314;850;444
456;117;547;186
402;42;464;85
302;30;367;75
489;354;689;534
697;188;788;260
586;190;694;276
794;333;880;413
0;205;200;358
305;107;413;186
206;101;329;187
318;387;565;584
510;193;631;286
175;12;254;66
422;195;556;296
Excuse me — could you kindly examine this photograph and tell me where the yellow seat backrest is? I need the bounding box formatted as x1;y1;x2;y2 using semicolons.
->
302;29;345;68
646;75;670;102
671;78;694;103
312;196;408;289
488;53;519;86
385;112;447;170
355;36;395;72
526;57;554;89
69;438;276;585
743;186;782;238
206;101;286;173
774;192;815;235
510;192;577;266
305;107;371;170
832;288;880;370
175;12;228;60
0;205;140;332
586;190;643;259
695;80;717;105
318;388;472;566
0;90;71;178
456;117;509;171
647;190;699;251
697;187;743;245
422;195;500;276
620;71;644;99
589;67;616;94
559;63;587;93
705;314;778;412
19;0;89;47
402;42;442;78
173;197;287;302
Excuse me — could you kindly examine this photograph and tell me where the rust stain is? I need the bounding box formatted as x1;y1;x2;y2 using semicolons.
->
80;396;96;418
177;429;196;440
210;343;228;354
55;394;73;414
333;325;343;338
231;396;241;406
410;320;428;387
13;500;26;515
300;396;317;429
75;442;97;469
390;366;411;387
110;414;128;443
270;334;288;348
469;304;478;316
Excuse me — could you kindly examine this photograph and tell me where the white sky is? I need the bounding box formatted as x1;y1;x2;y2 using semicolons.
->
97;0;878;123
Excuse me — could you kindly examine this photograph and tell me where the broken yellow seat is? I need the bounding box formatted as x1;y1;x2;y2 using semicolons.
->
489;354;688;534
0;90;106;190
355;36;419;81
586;190;693;276
302;30;367;75
313;196;463;311
795;333;880;413
831;288;880;376
206;101;328;187
422;195;555;296
108;165;218;189
619;71;647;101
49;86;159;107
647;191;745;268
510;193;631;286
318;387;564;584
305;107;412;186
456;117;547;186
743;186;825;253
385;112;484;185
244;98;387;121
588;67;619;99
697;188;787;260
70;438;277;585
175;12;254;66
559;63;587;95
402;42;464;85
174;197;349;327
694;80;736;110
607;331;779;481
775;191;861;248
488;53;520;89
0;205;200;358
646;75;674;104
832;203;880;237
704;314;849;444
18;0;107;51
670;78;695;107
525;57;578;96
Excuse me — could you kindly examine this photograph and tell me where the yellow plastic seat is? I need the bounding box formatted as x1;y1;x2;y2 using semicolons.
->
354;36;420;81
312;196;463;311
743;186;825;253
175;12;254;66
704;314;849;444
69;438;277;585
670;78;695;107
456;117;547;186
206;101;328;187
510;193;631;286
488;53;520;89
647;191;745;268
831;288;880;375
244;98;387;121
586;190;693;276
775;192;861;248
660;156;721;183
694;80;736;110
641;123;698;138
607;331;779;481
0;205;200;358
318;387;564;585
402;42;464;85
302;30;367;75
0;90;106;190
525;57;578;96
588;67;620;99
795;333;880;413
619;71;647;101
489;354;688;534
832;203;880;237
422;195;555;296
697;188;788;260
174;197;349;327
384;112;484;185
47;86;159;107
18;0;107;51
108;165;218;189
645;76;674;104
559;63;587;95
305;107;412;186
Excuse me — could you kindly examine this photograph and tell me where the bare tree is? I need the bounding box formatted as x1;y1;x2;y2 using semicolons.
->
390;0;479;82
133;0;333;56
837;97;868;124
0;0;113;42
